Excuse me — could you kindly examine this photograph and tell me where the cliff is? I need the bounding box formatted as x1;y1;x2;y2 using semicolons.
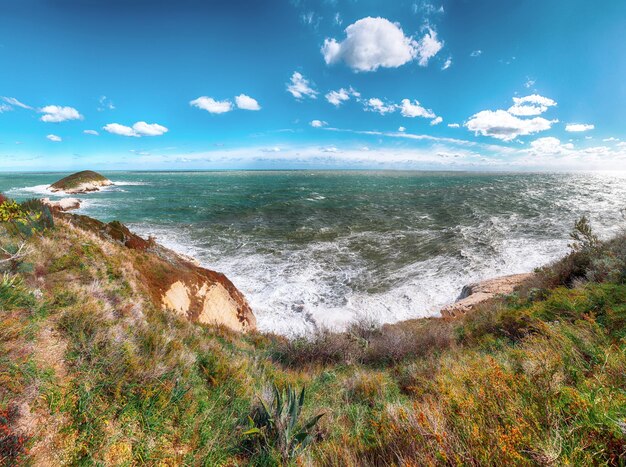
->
56;211;256;332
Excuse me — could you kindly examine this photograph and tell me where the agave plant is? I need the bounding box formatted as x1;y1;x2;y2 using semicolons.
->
244;383;324;462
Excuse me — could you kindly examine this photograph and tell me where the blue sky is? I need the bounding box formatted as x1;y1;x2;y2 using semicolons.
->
1;0;625;171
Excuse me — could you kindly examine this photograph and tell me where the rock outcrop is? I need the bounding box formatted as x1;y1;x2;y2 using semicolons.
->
49;170;113;194
56;212;256;332
441;273;533;318
40;197;81;212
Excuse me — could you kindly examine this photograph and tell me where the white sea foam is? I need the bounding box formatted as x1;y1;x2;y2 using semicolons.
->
7;184;55;197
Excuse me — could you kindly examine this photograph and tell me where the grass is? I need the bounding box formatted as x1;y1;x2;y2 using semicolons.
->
1;197;625;465
49;170;110;191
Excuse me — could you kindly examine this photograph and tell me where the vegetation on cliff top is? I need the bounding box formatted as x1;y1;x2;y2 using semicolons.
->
0;195;625;465
49;170;111;191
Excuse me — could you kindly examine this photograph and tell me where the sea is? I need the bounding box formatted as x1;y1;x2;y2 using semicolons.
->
2;170;624;335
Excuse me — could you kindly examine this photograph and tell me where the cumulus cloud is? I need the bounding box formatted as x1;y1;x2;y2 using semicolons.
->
527;137;573;155
83;129;99;136
2;96;32;109
441;57;452;70
310;120;327;128
103;121;168;137
465;109;555;141
508;94;557;116
565;123;595;132
235;94;261;111
190;96;233;114
322;17;422;72
133;121;168;136
448;123;460;128
287;72;318;99
398;126;406;132
40;105;83;122
415;28;443;66
399;99;436;118
430;116;443;125
46;134;62;142
325;87;360;106
365;98;396;115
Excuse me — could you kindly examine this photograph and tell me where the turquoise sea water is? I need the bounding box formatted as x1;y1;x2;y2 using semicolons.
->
2;171;625;334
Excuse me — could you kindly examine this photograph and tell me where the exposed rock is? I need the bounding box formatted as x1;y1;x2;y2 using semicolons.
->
56;211;256;332
40;197;81;212
441;273;534;318
49;170;113;194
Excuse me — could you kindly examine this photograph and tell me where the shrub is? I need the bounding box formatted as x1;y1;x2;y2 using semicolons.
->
243;383;324;463
364;319;455;364
271;328;364;367
0;404;29;465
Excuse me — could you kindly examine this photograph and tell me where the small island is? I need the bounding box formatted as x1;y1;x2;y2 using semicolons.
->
49;170;113;194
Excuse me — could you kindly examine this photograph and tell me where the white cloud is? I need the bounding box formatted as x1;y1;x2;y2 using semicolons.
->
441;56;452;70
0;103;11;113
470;50;482;57
527;137;573;155
465;109;555;141
83;129;99;136
103;123;137;137
430;116;443;125
133;121;168;136
2;96;31;109
398;126;406;132
235;94;261;111
190;96;233;114
603;137;619;142
46;134;62;142
365;98;396;115
524;78;536;89
40;105;83;122
103;121;168;137
508;94;557;116
399;99;435;118
448;123;460;128
98;95;115;111
310;120;327;128
321;146;339;153
565;123;595;132
325;87;360;106
322;17;419;72
415;28;443;66
287;72;318;99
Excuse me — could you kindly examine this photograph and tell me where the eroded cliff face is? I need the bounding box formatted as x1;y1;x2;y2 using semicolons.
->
57;212;256;332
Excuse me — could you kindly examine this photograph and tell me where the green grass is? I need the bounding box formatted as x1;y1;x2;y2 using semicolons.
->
49;170;110;191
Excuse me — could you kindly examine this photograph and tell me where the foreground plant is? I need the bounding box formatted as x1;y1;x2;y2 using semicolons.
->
244;384;324;463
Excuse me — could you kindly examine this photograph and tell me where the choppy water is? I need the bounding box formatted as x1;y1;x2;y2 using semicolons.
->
2;170;625;334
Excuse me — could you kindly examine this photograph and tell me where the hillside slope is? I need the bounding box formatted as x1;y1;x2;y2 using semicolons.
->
1;200;625;465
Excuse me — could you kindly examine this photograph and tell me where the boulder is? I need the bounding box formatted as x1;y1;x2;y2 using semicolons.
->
41;197;81;212
441;273;534;318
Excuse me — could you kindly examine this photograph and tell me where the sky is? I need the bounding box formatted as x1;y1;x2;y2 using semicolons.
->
1;0;626;171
